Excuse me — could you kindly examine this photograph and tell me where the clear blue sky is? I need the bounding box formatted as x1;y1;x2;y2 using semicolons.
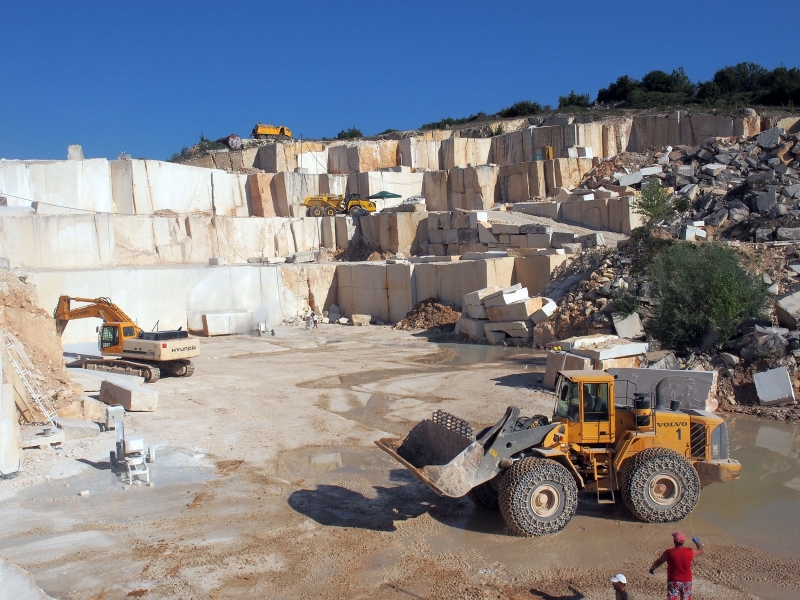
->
1;0;797;161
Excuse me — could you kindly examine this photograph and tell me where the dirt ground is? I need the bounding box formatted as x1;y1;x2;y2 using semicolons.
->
1;325;799;599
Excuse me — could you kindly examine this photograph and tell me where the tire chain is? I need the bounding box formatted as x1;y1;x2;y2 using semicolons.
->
467;479;500;510
498;458;578;537
625;447;701;523
431;409;475;441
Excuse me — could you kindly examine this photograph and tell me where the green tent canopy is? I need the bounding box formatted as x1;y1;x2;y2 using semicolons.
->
367;191;402;200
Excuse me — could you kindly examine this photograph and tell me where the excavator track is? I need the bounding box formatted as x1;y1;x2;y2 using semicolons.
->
162;360;194;377
81;359;160;383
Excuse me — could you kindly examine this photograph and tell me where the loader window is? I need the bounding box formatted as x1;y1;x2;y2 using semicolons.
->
555;379;580;422
100;325;119;349
122;326;135;338
583;383;609;422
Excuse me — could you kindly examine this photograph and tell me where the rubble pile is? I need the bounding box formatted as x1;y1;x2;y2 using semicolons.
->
395;298;460;332
0;271;73;412
535;231;800;420
425;208;602;258
580;127;800;241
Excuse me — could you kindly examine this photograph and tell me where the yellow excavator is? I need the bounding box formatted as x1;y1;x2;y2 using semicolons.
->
53;296;199;383
251;123;292;139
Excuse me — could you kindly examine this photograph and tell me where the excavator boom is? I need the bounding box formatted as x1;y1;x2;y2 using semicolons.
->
53;296;140;337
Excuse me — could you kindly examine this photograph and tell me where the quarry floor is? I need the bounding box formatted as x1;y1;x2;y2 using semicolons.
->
1;325;800;599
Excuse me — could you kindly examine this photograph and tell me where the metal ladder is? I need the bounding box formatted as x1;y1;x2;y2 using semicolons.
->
3;331;56;426
591;449;617;504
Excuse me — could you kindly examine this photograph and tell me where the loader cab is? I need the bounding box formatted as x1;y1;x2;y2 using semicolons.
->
553;371;615;445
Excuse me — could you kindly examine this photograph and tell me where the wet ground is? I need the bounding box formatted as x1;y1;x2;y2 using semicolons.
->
1;325;799;599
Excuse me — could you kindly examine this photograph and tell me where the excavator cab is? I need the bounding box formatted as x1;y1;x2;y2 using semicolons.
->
553;371;615;444
98;323;137;356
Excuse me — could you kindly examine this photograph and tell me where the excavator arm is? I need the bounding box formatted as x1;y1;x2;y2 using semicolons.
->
53;296;141;337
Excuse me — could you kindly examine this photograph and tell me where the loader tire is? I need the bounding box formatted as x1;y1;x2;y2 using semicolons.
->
324;206;336;216
311;206;323;217
467;476;500;510
625;447;700;523
498;458;577;536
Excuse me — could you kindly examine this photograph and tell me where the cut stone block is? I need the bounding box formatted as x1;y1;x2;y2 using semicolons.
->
457;316;488;339
527;233;552;248
775;290;800;329
649;353;681;370
466;303;488;319
486;297;545;322
753;367;795;406
551;231;577;247
54;417;100;440
563;352;592;371
776;227;800;241
616;171;643;187
577;232;606;248
531;298;557;324
486;331;506;345
462;285;502;307
485;320;534;337
351;314;371;326
491;223;521;235
483;287;528;308
612;312;644;338
469;211;488;228
99;380;158;412
571;341;648;360
607;368;718;411
543;351;567;389
477;222;498;244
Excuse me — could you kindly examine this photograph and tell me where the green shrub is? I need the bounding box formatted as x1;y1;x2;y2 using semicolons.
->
633;181;675;224
497;100;542;118
648;243;769;350
558;91;590;109
489;124;505;136
337;126;363;140
673;195;691;213
611;288;640;317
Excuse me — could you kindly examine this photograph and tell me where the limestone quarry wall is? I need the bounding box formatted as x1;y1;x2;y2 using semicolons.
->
27;263;338;344
0;213;348;269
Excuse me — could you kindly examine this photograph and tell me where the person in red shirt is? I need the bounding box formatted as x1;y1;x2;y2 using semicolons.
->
649;532;703;600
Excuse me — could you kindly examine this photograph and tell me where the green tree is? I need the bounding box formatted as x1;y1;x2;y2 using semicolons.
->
632;180;675;224
497;100;542;118
648;243;769;350
337;126;363;140
558;90;590;109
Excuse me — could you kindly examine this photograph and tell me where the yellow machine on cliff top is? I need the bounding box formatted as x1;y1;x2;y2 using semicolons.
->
53;296;199;383
377;370;740;536
251;123;292;139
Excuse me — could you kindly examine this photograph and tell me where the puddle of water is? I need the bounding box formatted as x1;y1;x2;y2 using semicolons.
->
422;343;544;367
694;415;800;559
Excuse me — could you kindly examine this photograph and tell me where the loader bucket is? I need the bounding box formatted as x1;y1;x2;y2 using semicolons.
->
375;418;489;498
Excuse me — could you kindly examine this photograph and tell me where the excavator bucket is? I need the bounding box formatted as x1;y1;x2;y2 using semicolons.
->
375;410;493;498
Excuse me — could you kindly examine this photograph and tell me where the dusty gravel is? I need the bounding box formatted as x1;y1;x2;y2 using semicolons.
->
1;325;798;599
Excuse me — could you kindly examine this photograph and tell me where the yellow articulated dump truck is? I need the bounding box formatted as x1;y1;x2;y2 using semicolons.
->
302;194;376;217
376;369;740;536
53;296;199;383
251;123;292;139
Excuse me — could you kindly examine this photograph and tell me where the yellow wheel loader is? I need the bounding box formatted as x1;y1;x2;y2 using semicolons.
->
376;370;740;536
53;296;199;383
302;194;376;218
